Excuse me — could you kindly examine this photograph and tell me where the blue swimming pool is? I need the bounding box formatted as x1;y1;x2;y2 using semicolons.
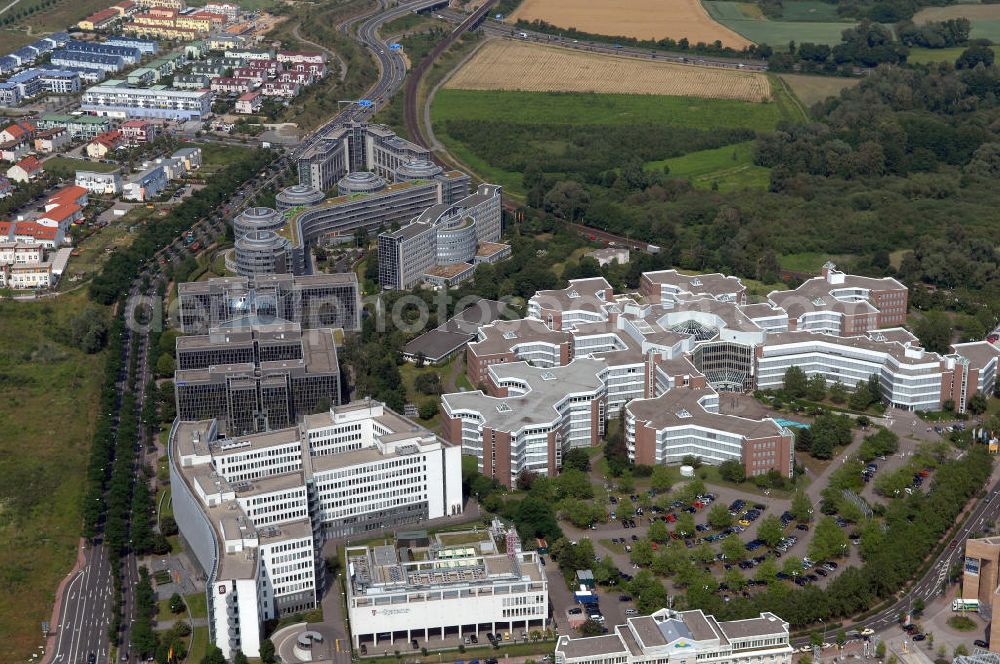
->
774;418;810;429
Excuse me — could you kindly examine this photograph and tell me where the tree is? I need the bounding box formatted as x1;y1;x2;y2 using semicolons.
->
69;307;109;353
156;352;175;376
201;646;227;664
562;448;591;472
968;391;988;416
794;426;814;452
957;42;995;69
782;556;803;577
876;642;886;659
233;652;250;664
675;511;696;537
650;465;673;492
783;365;808;398
809;516;850;560
719;459;746;483
648;519;669;543
755;558;778;583
723;567;747;590
757;515;785;548
169;592;185;614
829;380;848;404
708;503;733;529
418;399;438;420
722;535;746;562
806;374;827;401
631;538;654;566
414;371;441;395
915;311;953;354
543;180;590;220
791;491;814;522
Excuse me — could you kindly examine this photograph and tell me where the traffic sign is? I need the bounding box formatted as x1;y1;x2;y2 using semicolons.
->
358;99;373;108
390;43;401;50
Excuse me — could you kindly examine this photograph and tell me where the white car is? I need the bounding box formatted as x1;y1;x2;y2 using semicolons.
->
861;629;875;637
799;646;812;653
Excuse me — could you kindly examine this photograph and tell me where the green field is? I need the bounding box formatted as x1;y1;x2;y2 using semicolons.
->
0;291;105;662
647;141;771;192
780;73;860;107
779;0;848;21
779;252;855;271
433;89;790;132
907;45;998;64
914;5;1000;41
43;156;119;180
186;142;252;175
703;0;854;46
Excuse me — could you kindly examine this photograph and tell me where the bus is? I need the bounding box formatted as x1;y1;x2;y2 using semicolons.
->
953;599;980;612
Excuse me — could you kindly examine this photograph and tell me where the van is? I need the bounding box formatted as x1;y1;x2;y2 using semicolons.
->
625;609;638;615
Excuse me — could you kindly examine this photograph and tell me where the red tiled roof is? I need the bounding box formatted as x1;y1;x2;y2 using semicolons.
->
42;203;82;223
14;221;58;240
15;156;42;173
50;185;88;204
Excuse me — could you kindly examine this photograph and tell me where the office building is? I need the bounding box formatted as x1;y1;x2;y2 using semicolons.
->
625;386;794;477
554;609;792;664
174;323;341;435
36;113;112;139
768;262;908;336
177;272;361;334
169;399;463;659
377;184;505;290
81;84;213;120
346;539;546;649
441;358;608;487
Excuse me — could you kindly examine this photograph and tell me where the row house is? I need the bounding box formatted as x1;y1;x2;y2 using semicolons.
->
34;127;71;153
261;81;298;98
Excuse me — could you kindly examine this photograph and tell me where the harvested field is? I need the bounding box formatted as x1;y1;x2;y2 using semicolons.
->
779;73;859;107
446;40;771;102
508;0;753;48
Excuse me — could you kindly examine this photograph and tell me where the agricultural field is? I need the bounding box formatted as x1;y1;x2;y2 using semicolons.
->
434;89;791;132
508;0;752;47
0;291;105;663
646;141;772;192
779;73;860;107
906;46;976;64
703;1;854;46
914;5;1000;41
446;40;772;101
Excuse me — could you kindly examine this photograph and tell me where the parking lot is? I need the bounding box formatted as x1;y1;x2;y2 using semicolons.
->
547;401;960;635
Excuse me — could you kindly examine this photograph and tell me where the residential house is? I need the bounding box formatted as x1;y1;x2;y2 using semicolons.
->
172;146;201;170
261;81;298;98
86;131;125;159
0;120;36;143
120;120;161;145
34;127;71;153
235;90;262;114
7;155;43;183
0;176;13;198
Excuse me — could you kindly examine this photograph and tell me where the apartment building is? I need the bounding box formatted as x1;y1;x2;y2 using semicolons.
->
81;84;213;120
177;272;361;334
555;609;792;664
36;113;111;139
0;68;80;106
76;169;123;195
120;119;161;145
106;36;159;54
625;386;794;477
378;184;504;290
77;8;121;31
442;358;608;487
122;165;167;201
0;241;52;288
174;323;341;436
235;90;262;114
169;400;464;659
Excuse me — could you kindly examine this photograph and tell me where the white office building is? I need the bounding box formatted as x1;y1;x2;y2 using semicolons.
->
169;400;464;660
555;608;792;664
346;542;548;648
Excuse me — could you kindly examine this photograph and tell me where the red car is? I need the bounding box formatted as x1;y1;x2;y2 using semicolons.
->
666;514;677;523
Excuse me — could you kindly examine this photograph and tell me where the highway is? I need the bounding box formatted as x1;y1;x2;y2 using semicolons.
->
45;2;439;662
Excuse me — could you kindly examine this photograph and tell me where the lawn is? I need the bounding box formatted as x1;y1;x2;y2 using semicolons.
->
184;142;252;175
188;625;209;663
703;0;855;46
433;89;791;132
907;46;994;64
0;291;105;663
16;0;113;32
780;73;860;108
646;140;772;192
438;531;488;546
43;156;119;180
186;592;207;619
